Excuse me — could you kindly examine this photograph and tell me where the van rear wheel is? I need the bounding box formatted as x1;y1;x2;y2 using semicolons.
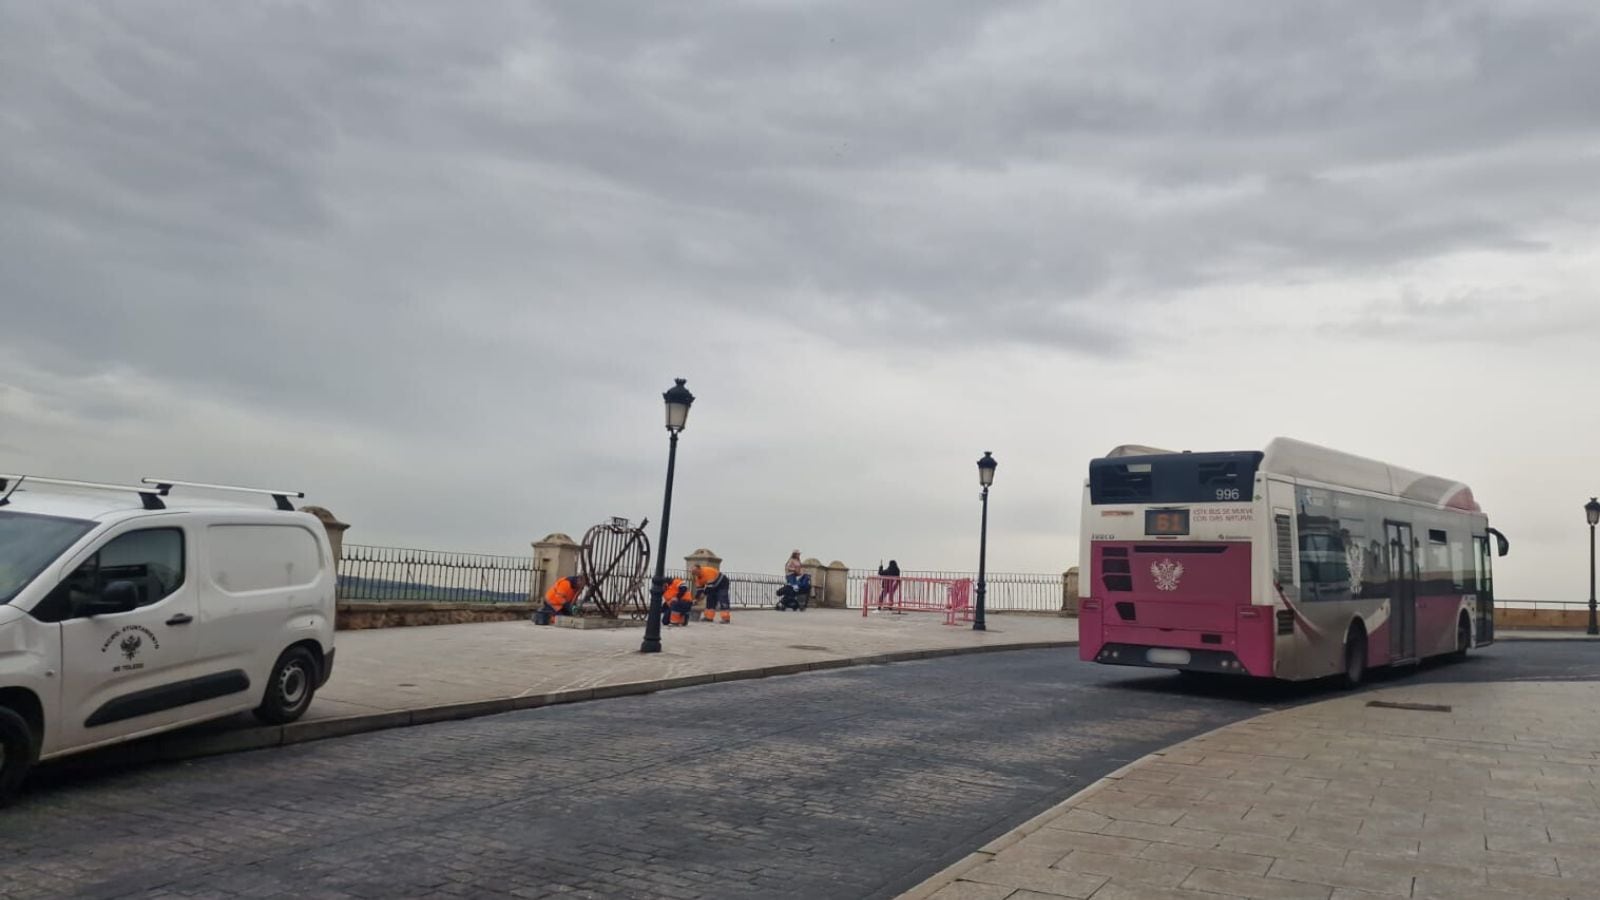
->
255;647;318;725
0;707;37;808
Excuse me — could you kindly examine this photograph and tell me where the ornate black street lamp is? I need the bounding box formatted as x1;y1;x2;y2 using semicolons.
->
641;378;695;654
1586;497;1599;636
974;451;997;632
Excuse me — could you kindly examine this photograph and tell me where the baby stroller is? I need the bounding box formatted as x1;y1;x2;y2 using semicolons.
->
774;573;812;611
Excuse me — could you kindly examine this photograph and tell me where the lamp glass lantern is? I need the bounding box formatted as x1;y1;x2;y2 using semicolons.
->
977;451;997;487
663;378;695;432
1587;497;1600;527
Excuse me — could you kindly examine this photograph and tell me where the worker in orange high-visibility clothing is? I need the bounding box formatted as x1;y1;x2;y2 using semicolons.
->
542;574;588;619
662;577;693;626
694;564;732;624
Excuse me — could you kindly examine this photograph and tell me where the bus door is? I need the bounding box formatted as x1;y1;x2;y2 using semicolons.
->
1386;522;1417;662
1474;534;1496;644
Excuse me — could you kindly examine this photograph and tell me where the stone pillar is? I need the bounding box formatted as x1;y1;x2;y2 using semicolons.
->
684;548;723;578
1062;567;1080;616
685;548;723;612
300;506;350;562
825;561;849;609
531;533;581;602
800;557;827;606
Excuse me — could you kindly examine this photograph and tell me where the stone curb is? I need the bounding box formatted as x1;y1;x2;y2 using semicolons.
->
895;761;1138;900
104;639;1076;769
894;700;1324;900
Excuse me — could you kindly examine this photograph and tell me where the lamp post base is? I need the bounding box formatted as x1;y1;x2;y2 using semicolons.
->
640;576;668;654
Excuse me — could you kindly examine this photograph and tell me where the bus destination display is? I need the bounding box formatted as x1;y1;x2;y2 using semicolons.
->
1145;509;1190;536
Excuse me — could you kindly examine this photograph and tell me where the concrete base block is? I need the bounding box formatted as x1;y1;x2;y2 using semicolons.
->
549;616;644;630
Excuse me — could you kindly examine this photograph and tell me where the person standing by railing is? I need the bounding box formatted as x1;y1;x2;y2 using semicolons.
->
784;550;803;589
877;559;901;609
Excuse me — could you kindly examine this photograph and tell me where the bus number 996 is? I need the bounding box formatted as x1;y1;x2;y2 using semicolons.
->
1215;488;1241;501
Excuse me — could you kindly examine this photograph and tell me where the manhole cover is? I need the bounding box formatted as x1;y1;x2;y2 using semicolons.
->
1366;700;1451;713
787;645;830;652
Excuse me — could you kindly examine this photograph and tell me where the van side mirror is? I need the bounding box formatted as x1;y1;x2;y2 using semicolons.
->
83;581;140;616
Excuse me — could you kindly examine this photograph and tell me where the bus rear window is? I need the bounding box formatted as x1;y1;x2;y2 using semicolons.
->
1089;451;1263;505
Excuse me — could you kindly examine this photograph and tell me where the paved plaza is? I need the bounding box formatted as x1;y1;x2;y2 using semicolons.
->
5;647;1254;900
9;625;1600;899
37;610;1078;769
907;678;1600;900
311;610;1077;720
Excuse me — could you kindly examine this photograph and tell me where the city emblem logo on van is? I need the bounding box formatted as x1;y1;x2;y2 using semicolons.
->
1151;558;1184;591
101;625;160;672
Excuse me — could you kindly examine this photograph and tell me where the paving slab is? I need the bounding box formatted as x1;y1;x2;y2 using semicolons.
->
903;680;1600;900
314;609;1076;719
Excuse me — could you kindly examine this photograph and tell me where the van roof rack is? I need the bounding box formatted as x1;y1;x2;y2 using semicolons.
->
0;474;167;510
141;478;304;511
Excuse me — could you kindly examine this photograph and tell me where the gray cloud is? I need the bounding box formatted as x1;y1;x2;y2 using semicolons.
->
3;1;1598;597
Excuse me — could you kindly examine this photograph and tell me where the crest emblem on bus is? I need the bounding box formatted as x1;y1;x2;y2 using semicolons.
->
1345;542;1365;596
1151;558;1184;591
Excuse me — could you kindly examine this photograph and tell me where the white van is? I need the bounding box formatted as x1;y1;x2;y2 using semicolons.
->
0;476;336;804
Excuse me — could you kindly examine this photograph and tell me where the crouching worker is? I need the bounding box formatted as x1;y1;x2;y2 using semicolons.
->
541;574;588;621
662;577;694;626
695;564;732;624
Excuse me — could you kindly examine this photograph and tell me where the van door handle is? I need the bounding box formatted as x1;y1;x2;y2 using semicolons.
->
166;614;194;626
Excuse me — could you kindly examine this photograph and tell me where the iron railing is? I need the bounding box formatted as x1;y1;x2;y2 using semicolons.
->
709;571;789;608
337;544;534;603
846;570;1065;612
1497;599;1584;610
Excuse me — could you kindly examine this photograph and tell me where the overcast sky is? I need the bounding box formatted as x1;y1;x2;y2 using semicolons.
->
3;1;1598;602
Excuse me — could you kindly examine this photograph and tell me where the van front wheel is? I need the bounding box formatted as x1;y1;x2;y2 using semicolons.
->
255;647;318;725
0;706;37;808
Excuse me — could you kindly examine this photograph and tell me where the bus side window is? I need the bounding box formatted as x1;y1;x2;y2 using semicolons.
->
1449;536;1469;593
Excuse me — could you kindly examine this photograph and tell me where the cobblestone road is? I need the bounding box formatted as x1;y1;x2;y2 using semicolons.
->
3;643;1587;900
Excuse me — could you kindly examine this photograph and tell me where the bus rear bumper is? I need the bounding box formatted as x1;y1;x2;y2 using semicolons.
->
1080;614;1276;677
1090;642;1254;675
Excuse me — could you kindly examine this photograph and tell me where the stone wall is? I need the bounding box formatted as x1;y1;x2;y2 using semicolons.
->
338;601;536;630
1495;607;1590;631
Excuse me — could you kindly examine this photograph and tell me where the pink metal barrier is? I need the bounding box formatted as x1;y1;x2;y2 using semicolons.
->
863;576;975;626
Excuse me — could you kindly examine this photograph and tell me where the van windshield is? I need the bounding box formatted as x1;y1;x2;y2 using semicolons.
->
0;511;95;604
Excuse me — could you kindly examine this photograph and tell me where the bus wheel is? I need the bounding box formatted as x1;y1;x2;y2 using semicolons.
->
1454;614;1471;660
1341;628;1367;690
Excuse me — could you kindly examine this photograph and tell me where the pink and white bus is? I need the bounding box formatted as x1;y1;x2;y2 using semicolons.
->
1077;438;1508;685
